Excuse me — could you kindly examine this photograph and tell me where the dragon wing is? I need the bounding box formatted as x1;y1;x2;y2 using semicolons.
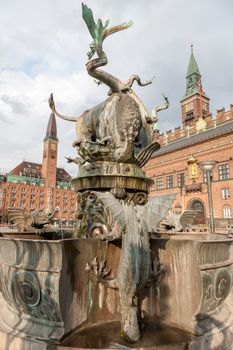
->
144;193;177;233
93;191;126;230
82;3;98;40
102;21;133;40
82;3;132;59
7;208;33;232
180;210;199;230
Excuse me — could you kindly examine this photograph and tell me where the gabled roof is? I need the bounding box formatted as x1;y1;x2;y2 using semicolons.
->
9;161;71;181
10;161;42;178
56;168;72;182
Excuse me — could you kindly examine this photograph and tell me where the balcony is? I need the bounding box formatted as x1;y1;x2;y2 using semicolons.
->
185;183;202;193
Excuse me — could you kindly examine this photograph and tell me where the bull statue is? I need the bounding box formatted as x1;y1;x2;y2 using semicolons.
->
49;4;169;167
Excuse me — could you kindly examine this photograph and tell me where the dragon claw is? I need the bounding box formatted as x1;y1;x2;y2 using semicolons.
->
86;256;117;289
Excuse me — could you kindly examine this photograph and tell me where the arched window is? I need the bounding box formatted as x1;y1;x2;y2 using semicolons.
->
187;199;205;224
189;200;204;212
223;206;232;219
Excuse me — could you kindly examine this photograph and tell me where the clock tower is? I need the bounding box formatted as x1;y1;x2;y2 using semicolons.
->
41;112;58;211
181;45;210;126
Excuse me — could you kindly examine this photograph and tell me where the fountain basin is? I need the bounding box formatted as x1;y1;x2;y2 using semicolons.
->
0;234;232;349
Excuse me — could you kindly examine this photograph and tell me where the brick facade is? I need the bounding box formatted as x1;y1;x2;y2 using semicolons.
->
145;50;233;229
0;113;76;225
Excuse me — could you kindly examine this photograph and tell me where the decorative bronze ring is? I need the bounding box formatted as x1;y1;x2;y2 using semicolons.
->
10;270;41;308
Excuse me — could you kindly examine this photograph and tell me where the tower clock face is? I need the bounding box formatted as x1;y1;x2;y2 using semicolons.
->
185;102;193;112
51;143;56;151
202;103;207;111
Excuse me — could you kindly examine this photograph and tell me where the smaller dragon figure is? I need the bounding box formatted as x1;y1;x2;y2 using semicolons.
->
159;210;200;232
8;207;58;233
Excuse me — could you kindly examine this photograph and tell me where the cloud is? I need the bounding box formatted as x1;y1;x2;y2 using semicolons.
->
0;0;233;176
0;112;14;125
1;94;30;115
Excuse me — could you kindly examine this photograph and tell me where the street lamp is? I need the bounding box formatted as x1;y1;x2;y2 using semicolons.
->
199;161;217;234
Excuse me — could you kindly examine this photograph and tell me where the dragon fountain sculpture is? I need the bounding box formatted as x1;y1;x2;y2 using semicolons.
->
48;3;170;343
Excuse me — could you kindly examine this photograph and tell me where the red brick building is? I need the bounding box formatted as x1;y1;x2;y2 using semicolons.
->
0;113;76;225
145;48;233;229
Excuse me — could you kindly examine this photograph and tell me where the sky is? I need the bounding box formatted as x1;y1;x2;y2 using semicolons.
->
0;0;233;177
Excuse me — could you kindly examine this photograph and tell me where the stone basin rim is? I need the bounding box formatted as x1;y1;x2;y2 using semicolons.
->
0;235;232;243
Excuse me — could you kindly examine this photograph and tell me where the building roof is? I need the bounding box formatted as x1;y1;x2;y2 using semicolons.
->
153;120;233;157
45;112;58;141
56;168;72;182
9;161;71;182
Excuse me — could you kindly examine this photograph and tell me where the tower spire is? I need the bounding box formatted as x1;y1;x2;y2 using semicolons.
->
186;45;200;79
182;46;208;100
41;112;58;191
45;112;58;141
191;42;193;54
180;47;210;126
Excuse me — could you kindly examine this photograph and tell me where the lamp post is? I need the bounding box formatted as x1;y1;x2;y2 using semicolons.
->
199;161;217;234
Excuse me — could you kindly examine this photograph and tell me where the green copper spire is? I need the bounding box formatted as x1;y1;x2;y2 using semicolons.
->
186;44;201;77
182;45;207;100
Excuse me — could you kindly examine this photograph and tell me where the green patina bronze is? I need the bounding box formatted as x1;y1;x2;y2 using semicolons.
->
82;3;133;59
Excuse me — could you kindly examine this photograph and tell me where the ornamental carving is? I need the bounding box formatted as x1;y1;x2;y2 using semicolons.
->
199;268;232;315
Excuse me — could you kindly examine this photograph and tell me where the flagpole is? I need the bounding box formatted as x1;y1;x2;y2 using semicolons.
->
198;79;203;118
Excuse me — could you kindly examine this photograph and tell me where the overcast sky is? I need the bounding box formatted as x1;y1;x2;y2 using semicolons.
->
0;0;233;177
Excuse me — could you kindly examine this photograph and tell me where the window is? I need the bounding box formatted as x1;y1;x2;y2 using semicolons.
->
219;164;230;180
156;177;163;190
203;170;213;182
186;112;194;120
11;187;16;193
223;206;232;219
10;193;16;204
167;175;174;189
189;200;204;212
222;188;230;199
177;173;185;188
